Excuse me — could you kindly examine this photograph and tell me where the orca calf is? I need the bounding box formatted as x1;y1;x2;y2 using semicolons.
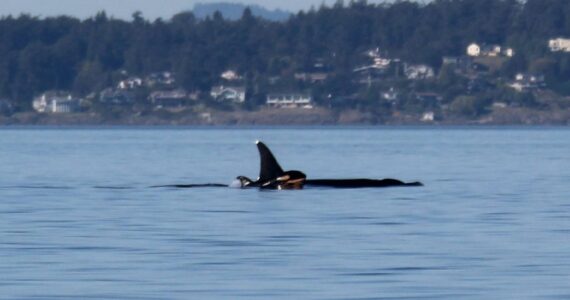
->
236;141;422;189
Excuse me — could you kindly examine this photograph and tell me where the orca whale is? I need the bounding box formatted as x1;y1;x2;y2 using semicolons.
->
155;140;422;189
235;141;307;189
236;141;422;189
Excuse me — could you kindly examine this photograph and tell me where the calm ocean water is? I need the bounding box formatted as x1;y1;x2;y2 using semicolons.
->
1;127;569;299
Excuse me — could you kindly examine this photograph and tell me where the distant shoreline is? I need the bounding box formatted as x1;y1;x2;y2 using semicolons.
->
2;106;570;126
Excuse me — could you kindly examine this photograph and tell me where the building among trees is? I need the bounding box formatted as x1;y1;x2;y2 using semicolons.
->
32;92;82;113
266;93;313;109
548;38;570;52
467;43;514;57
210;86;246;103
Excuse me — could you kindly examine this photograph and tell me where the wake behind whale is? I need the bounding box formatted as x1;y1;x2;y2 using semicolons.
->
157;141;422;190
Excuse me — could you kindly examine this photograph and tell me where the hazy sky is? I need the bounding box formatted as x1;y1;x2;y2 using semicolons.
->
0;0;399;20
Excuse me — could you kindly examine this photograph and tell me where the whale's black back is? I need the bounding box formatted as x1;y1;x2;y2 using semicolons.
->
155;140;422;189
256;141;285;181
305;178;423;188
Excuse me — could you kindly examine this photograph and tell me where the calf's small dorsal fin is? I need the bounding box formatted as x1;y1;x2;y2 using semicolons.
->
256;140;284;181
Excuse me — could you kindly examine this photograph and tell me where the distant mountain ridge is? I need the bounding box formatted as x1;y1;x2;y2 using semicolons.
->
192;2;291;21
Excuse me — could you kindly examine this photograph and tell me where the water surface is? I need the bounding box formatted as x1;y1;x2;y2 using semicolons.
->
1;127;569;299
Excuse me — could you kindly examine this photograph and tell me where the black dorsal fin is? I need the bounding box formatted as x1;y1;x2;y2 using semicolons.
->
256;141;284;181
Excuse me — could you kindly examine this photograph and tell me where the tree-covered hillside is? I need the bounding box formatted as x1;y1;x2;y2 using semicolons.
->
2;0;570;112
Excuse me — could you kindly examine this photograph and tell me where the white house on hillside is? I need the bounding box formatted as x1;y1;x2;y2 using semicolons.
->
266;93;313;109
504;48;515;57
220;70;241;81
404;64;435;80
210;85;246;103
548;38;570;52
32;91;81;113
421;111;435;122
118;77;143;90
467;43;514;57
467;43;482;56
